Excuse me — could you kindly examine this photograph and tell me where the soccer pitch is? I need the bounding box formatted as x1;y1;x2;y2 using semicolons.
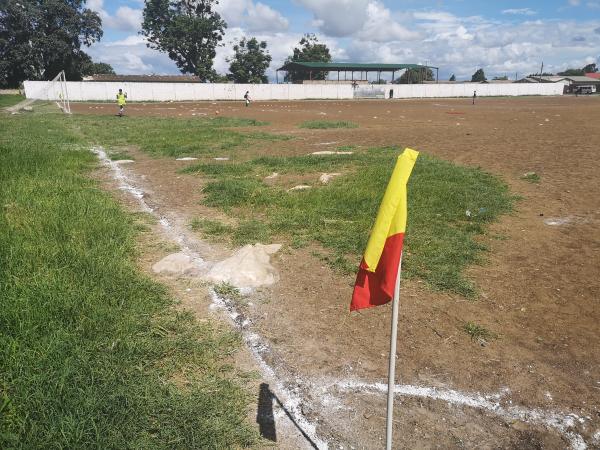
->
3;96;600;448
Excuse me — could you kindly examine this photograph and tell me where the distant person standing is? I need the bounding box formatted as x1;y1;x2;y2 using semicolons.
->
116;88;127;116
472;90;477;105
244;91;251;107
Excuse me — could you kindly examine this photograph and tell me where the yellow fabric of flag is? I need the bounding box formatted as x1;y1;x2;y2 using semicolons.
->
363;148;419;272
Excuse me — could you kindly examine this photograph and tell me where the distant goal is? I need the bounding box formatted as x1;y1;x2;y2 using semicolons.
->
47;70;71;114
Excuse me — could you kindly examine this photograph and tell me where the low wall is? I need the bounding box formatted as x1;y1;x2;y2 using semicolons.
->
23;81;354;101
24;80;564;102
383;83;564;98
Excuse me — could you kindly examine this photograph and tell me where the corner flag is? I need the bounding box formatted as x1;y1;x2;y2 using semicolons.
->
351;148;418;311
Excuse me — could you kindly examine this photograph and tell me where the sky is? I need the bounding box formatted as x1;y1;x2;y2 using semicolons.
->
86;0;600;81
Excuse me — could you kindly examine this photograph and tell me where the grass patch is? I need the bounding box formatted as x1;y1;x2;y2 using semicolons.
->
521;171;540;183
0;94;24;108
74;115;276;158
299;120;358;129
209;116;268;127
463;322;497;341
107;149;134;161
190;217;233;238
0;114;258;448
249;154;358;174
232;219;270;246
189;217;270;246
196;149;513;296
213;282;242;302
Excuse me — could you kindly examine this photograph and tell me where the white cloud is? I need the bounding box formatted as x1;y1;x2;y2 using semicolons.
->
215;0;249;25
502;8;537;16
216;0;288;32
105;6;143;32
356;1;420;42
246;3;289;32
105;35;146;47
569;0;581;5
88;35;177;74
87;0;142;32
296;0;370;37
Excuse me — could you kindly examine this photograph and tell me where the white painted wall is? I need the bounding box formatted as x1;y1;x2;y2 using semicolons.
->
23;81;354;101
384;83;564;98
24;80;564;102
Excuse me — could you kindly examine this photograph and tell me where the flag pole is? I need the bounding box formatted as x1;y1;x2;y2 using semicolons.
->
385;254;403;450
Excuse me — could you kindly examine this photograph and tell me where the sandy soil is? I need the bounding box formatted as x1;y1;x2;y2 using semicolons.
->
75;97;600;449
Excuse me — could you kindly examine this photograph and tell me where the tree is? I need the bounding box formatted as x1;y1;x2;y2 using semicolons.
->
284;34;331;82
0;0;102;88
449;74;456;82
559;63;598;76
227;37;271;83
493;75;508;80
393;67;434;84
82;62;115;76
471;68;486;82
212;73;230;83
141;0;226;82
558;68;584;76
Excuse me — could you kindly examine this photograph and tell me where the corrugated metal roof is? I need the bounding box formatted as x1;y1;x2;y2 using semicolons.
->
277;62;438;71
585;73;600;79
562;76;600;83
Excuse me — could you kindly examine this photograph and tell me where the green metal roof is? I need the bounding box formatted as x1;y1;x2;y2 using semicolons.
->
276;62;438;71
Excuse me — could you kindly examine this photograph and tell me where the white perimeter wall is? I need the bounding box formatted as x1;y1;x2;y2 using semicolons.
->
24;80;564;101
24;81;354;101
387;83;564;98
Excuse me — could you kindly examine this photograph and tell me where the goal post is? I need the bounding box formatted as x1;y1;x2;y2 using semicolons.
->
47;70;71;114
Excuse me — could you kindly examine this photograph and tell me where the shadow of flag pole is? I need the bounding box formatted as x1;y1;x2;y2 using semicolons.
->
386;256;403;450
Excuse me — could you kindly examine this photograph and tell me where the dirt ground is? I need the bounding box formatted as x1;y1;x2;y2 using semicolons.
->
75;96;600;449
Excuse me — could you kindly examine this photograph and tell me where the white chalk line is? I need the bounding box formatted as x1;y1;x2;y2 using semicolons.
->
92;146;326;450
93;146;594;450
209;290;327;449
322;379;589;450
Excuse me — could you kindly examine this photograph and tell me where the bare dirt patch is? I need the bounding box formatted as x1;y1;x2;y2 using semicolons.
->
76;97;600;448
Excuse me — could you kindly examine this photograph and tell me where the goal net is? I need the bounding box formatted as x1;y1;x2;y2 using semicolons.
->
47;70;71;114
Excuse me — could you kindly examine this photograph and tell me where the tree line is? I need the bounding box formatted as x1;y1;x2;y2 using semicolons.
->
0;0;335;88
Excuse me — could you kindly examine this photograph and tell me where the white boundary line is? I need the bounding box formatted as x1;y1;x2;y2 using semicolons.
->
92;146;327;449
323;379;589;450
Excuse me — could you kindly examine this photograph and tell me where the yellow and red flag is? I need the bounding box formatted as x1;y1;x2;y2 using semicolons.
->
351;148;419;311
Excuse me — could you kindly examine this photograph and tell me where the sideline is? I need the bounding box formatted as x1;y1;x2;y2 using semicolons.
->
92;146;327;450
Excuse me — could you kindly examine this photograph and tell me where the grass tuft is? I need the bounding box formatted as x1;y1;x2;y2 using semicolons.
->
213;282;242;301
107;150;133;161
190;218;232;238
299;120;358;129
463;321;497;341
521;171;540;183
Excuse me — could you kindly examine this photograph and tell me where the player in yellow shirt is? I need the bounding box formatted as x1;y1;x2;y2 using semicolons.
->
116;89;127;116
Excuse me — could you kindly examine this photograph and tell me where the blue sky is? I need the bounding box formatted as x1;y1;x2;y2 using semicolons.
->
87;0;600;80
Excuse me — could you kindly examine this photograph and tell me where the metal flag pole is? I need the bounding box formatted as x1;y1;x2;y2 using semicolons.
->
385;254;403;450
